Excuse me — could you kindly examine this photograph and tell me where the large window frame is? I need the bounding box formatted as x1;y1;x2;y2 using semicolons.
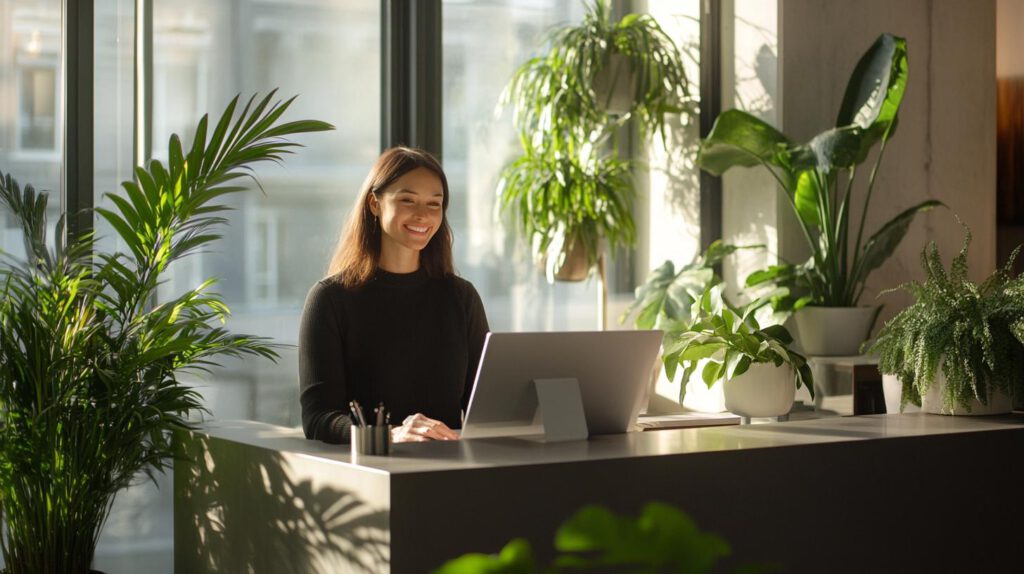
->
61;0;724;286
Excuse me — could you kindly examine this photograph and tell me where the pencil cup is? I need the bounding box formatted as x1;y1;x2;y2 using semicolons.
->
351;425;391;456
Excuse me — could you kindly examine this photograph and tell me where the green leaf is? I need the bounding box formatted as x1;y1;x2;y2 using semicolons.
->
853;200;944;287
696;110;792;176
434;538;536;574
793;170;822;227
807;125;872;171
701;360;724;387
836;33;908;139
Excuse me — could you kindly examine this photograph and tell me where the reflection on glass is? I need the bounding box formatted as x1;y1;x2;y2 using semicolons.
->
0;0;62;261
442;0;608;333
150;0;381;426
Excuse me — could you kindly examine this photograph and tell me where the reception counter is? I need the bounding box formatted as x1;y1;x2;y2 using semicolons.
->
174;414;1024;573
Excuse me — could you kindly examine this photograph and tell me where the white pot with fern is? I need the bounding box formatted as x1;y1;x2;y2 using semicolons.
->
869;225;1024;415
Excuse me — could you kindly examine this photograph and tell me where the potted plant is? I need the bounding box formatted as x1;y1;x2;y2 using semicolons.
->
0;92;331;573
867;225;1024;415
498;0;695;282
497;142;635;283
660;284;813;420
695;33;942;356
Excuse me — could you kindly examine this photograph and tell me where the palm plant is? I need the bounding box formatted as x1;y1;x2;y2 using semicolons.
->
498;0;695;282
0;92;332;573
697;33;940;310
868;226;1024;412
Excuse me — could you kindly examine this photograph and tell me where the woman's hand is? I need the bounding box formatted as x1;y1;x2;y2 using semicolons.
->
391;413;460;443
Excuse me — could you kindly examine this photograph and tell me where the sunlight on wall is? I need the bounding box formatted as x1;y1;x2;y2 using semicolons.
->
643;0;702;276
721;0;780;307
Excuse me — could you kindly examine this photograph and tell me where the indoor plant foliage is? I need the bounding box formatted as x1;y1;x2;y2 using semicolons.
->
868;226;1024;413
435;502;769;574
696;33;940;312
498;0;694;281
0;92;331;573
621;240;766;330
661;284;813;406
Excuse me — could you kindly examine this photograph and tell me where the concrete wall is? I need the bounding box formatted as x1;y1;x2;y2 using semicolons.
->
779;0;996;325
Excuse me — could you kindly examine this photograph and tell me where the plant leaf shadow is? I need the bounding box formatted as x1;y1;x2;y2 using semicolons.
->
175;432;389;573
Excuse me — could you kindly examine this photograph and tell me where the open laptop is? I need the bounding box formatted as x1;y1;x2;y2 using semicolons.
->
460;330;663;440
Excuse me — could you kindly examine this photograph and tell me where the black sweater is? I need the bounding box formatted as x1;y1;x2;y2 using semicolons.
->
298;268;489;443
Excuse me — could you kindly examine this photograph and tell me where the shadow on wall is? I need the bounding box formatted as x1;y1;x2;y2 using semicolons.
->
174;433;389;573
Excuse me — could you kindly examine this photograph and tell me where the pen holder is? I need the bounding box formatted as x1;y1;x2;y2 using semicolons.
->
351;425;391;457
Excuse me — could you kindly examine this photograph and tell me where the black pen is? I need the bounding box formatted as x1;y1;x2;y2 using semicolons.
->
376;402;385;426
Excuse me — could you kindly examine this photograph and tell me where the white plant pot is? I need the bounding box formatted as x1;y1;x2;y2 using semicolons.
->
723;362;796;419
793;306;877;357
920;370;1013;415
881;374;920;414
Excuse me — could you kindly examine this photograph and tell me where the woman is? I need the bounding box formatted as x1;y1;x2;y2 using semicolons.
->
299;146;489;444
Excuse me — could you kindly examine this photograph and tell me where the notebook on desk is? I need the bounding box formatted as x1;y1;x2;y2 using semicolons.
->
636;412;741;430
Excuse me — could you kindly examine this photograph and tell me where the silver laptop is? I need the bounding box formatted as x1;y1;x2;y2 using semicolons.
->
461;330;663;439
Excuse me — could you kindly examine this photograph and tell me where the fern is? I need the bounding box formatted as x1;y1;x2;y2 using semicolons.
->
869;225;1024;412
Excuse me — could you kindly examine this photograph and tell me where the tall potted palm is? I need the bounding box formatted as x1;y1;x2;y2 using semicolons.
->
498;0;695;284
0;92;331;573
696;33;941;355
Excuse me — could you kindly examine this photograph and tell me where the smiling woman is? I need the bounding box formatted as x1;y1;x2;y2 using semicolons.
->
299;147;490;445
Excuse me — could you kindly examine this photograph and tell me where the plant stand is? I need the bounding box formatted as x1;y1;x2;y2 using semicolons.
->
805;355;886;416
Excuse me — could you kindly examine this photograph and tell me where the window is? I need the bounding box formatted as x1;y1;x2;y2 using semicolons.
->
151;0;382;427
0;0;62;261
443;0;601;332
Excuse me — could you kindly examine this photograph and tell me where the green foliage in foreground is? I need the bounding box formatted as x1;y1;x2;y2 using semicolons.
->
435;502;777;574
868;225;1024;412
0;92;331;573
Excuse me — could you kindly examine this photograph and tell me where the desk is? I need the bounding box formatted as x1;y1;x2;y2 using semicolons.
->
174;414;1024;573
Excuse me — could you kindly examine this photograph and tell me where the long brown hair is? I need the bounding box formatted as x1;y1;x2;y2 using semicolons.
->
327;146;454;288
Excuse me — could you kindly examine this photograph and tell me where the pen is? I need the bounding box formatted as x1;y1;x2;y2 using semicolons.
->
376;402;385;426
350;400;367;427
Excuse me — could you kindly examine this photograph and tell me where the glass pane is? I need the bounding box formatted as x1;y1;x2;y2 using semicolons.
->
644;0;703;274
442;0;599;333
721;0;780;302
0;0;62;260
151;0;381;426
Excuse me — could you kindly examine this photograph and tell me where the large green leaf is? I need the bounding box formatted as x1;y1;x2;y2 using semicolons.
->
793;170;822;227
696;109;792;176
836;33;908;138
807;125;872;171
853;200;944;287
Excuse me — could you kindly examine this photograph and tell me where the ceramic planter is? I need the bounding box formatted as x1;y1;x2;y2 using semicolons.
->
723;362;796;419
552;238;591;281
881;374;921;414
793;306;877;357
920;370;1013;415
592;52;636;115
